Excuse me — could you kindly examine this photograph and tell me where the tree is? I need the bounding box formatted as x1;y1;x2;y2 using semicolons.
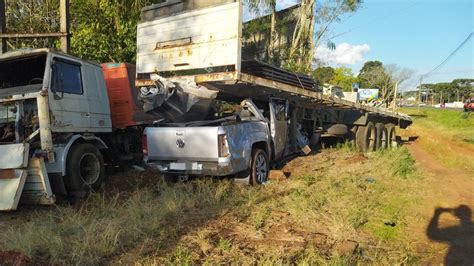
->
358;64;392;99
4;0;60;50
421;79;474;103
246;0;362;74
312;66;335;84
331;67;357;91
245;0;277;63
384;64;413;109
71;0;163;63
358;61;383;87
3;0;162;63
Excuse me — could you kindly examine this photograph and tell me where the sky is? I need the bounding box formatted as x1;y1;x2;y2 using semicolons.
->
245;0;474;91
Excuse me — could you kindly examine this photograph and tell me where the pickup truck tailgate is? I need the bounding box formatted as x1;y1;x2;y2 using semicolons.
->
145;127;219;161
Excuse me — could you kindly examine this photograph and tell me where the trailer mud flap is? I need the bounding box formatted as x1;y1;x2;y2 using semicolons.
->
0;143;30;211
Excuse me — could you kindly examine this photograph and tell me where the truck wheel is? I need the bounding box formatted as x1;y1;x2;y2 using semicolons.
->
65;143;105;193
375;123;388;150
355;122;377;153
386;124;398;148
250;149;269;185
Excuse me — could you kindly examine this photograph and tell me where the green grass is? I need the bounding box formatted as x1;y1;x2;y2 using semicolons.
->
398;107;474;144
0;148;423;265
397;107;474;175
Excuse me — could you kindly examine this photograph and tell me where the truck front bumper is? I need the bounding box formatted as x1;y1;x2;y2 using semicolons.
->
145;157;237;176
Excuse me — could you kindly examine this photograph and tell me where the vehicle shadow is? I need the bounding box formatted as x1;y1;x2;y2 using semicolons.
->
426;205;474;265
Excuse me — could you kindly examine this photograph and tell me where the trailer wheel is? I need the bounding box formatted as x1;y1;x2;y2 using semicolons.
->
386;124;398;148
65;143;105;193
375;123;388;149
355;122;377;153
250;149;269;185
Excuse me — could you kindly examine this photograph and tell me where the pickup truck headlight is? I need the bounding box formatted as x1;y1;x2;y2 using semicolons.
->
218;134;230;158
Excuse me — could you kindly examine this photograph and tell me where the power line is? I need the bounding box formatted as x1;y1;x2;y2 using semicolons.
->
422;32;473;78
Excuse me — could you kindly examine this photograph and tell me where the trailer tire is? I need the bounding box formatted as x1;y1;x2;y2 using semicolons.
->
375;123;388;149
386;124;398;148
250;149;269;185
65;143;105;193
355;122;377;153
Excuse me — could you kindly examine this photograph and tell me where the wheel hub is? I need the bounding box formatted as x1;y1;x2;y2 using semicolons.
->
255;154;267;183
79;153;100;185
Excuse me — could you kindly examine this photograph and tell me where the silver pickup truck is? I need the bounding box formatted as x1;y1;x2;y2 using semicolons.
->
144;99;292;184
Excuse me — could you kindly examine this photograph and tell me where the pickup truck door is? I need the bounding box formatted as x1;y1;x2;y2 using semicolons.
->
269;98;289;161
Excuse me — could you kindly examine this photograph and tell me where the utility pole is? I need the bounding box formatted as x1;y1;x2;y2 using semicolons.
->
60;0;70;53
0;0;6;54
418;75;422;112
392;81;399;112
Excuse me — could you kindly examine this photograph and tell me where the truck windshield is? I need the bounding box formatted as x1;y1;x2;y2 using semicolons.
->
0;53;47;90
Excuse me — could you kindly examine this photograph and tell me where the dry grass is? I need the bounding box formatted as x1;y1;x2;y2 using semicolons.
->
0;147;423;264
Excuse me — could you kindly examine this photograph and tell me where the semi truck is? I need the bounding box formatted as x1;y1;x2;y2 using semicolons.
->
137;1;412;183
0;49;152;210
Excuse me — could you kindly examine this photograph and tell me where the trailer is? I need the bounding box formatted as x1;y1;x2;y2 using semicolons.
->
137;0;412;182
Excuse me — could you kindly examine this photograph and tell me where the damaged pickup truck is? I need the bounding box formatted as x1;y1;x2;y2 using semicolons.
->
139;0;412;184
144;98;300;184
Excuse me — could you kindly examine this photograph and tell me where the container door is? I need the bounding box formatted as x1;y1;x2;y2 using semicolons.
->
269;99;289;161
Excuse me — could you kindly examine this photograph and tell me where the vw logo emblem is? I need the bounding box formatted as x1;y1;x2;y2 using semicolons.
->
176;138;185;148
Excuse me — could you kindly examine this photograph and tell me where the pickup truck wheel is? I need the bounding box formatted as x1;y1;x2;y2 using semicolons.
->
375;123;388;149
386;124;398;149
250;149;269;185
355;122;377;153
65;143;105;193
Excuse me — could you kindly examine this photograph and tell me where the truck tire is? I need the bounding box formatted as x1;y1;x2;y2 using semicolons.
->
250;149;269;185
355;122;377;153
65;143;105;193
386;124;398;149
375;123;388;150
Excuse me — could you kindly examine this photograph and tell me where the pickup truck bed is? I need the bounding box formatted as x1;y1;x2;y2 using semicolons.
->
145;112;270;178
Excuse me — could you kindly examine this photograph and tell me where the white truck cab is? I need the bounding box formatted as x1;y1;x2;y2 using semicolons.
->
0;49;111;210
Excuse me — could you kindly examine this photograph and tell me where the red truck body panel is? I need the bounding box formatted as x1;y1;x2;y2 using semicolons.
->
101;63;140;129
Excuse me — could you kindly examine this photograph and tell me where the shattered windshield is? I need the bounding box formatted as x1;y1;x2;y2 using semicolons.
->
0;53;47;90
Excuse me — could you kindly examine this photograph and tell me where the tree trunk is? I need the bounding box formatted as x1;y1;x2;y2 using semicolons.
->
268;6;276;62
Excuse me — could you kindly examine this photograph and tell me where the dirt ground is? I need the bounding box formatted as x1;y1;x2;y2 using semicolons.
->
401;129;474;264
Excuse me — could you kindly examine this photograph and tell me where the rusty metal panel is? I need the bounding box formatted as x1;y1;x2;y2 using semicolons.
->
0;143;29;169
137;1;242;75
